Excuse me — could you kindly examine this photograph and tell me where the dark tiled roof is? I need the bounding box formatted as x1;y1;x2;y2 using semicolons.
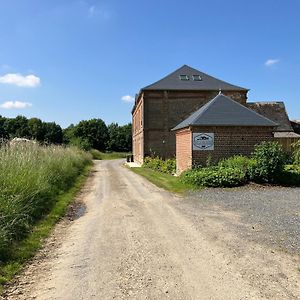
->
172;94;277;131
247;102;293;132
142;65;248;91
291;120;300;134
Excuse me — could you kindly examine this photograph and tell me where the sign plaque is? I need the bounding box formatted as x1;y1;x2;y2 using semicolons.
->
192;133;214;150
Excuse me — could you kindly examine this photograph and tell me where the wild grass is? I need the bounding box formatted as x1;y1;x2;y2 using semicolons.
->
0;143;91;262
130;167;194;194
90;149;129;160
0;163;92;292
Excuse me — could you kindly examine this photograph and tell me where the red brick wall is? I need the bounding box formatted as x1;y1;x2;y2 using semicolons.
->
142;90;248;159
191;126;274;167
176;128;192;174
132;96;144;163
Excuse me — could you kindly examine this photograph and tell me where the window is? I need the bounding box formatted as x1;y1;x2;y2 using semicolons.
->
179;74;189;81
192;75;202;81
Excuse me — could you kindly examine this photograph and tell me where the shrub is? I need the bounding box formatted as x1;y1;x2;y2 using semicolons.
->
249;141;285;183
181;166;247;188
292;140;300;165
90;149;103;160
277;165;300;186
218;155;255;176
143;157;176;174
69;137;92;151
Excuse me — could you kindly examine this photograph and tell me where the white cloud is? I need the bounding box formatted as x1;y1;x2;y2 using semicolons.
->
121;95;135;103
265;59;280;67
88;5;96;17
87;4;110;19
0;101;32;109
0;73;40;87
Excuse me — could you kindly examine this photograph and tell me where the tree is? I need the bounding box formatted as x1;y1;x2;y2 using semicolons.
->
28;118;45;141
107;123;132;152
43;122;63;144
0;116;8;139
73;119;108;151
4;115;29;139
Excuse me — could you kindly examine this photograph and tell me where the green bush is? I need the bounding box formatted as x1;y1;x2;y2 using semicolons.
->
277;165;300;186
143;157;176;174
249;141;285;183
181;166;247;188
218;155;256;178
0;143;91;261
292;140;300;165
69;137;92;151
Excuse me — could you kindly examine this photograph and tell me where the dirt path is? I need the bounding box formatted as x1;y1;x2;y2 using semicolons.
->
3;160;299;300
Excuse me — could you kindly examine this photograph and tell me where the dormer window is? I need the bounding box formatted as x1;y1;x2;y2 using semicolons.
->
192;75;202;81
179;75;189;81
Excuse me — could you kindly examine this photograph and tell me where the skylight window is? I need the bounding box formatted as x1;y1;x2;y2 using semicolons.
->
179;75;189;81
192;75;202;81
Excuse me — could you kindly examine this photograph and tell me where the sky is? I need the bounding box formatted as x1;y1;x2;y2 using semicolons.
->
0;0;299;128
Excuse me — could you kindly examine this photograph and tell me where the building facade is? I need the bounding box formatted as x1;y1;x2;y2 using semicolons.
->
132;65;248;163
132;65;298;165
173;94;276;173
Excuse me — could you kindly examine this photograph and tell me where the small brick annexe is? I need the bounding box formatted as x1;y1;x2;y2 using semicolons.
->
176;126;274;174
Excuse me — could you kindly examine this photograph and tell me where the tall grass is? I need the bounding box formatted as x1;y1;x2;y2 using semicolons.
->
90;149;129;160
0;143;91;261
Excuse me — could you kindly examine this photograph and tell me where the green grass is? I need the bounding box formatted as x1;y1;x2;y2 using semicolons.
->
90;149;130;160
130;167;194;194
0;143;92;292
0;163;92;293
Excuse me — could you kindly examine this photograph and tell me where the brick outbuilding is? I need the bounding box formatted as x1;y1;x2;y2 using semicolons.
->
132;65;296;164
172;94;277;174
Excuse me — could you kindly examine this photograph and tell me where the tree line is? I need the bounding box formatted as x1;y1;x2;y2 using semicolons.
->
0;115;132;152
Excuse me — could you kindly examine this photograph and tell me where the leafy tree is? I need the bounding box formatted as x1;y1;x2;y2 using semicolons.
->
73;119;108;151
43;122;63;144
4;115;29;139
62;124;75;144
28;118;45;141
107;123;132;152
0;116;8;139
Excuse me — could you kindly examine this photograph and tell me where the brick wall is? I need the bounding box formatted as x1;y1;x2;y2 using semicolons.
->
142;90;248;159
132;96;144;163
191;126;274;166
176;128;192;174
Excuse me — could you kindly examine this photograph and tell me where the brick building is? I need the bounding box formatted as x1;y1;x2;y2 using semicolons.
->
132;65;298;166
132;65;248;163
173;94;276;173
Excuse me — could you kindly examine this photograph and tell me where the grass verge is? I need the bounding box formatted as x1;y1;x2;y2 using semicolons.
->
0;163;92;294
90;149;130;160
130;167;193;194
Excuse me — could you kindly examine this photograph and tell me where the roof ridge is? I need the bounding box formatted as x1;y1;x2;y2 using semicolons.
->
172;94;277;131
193;94;221;124
141;65;187;90
141;65;249;91
220;94;280;125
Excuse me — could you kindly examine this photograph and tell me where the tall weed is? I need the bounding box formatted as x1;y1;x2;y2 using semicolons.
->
0;143;91;260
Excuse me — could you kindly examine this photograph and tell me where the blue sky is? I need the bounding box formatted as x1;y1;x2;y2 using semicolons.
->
0;0;299;128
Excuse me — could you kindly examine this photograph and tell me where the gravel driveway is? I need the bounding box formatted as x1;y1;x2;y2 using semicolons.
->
2;160;299;300
185;185;300;254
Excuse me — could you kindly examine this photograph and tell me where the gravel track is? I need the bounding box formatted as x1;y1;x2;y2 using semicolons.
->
2;160;299;300
186;185;300;254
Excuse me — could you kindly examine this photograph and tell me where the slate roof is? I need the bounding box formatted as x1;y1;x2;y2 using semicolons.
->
247;102;293;132
142;65;248;91
172;94;277;131
290;120;300;134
